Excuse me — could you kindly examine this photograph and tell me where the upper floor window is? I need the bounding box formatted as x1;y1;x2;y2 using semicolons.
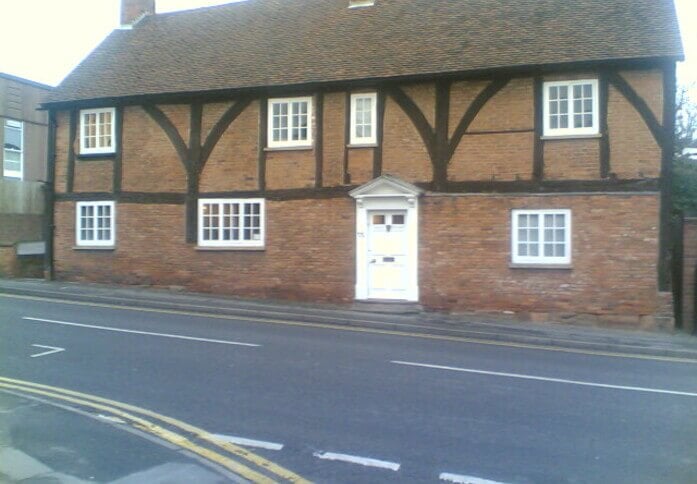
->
80;108;116;155
268;97;312;148
198;199;265;248
511;209;571;265
76;201;115;247
543;80;598;137
350;93;377;145
3;119;23;179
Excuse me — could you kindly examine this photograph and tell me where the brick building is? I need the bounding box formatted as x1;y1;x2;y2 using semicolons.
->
43;0;683;328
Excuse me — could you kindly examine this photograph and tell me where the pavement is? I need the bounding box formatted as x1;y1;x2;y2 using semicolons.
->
1;278;696;361
0;391;239;483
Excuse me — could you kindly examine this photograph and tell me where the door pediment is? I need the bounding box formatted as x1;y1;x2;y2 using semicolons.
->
349;174;423;200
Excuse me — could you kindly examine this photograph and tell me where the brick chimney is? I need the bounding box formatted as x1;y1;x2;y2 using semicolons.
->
121;0;155;27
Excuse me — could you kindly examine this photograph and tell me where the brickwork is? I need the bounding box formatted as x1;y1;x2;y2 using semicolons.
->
54;199;355;302
265;149;316;189
544;139;601;180
200;101;259;192
54;111;70;193
449;80;489;137
53;193;663;324
608;85;661;179
323;92;346;186
49;67;669;328
420;193;661;325
621;69;663;121
347;148;374;185
682;219;697;333
449;132;534;181
382;97;431;183
468;78;534;132
122;106;187;192
73;160;113;192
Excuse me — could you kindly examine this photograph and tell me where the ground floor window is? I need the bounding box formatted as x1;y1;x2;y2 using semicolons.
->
511;209;571;265
198;199;265;248
76;201;115;246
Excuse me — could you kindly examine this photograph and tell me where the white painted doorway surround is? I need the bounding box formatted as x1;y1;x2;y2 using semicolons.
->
349;175;422;302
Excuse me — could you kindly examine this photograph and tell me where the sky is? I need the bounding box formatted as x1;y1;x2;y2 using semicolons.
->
0;0;695;96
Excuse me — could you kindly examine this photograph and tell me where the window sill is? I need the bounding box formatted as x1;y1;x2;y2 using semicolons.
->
77;152;116;160
509;263;572;270
196;246;265;252
540;134;602;141
73;246;115;251
347;143;378;148
264;145;313;152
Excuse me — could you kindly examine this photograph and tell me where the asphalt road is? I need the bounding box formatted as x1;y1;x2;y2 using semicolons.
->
1;293;696;483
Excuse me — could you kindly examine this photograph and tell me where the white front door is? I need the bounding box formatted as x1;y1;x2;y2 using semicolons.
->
367;210;409;299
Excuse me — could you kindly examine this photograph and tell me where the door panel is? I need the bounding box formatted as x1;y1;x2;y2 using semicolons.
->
367;211;408;299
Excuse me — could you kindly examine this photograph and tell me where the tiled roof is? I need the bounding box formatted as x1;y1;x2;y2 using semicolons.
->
47;0;683;104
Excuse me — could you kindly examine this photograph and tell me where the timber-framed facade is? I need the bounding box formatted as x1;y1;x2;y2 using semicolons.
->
44;0;684;328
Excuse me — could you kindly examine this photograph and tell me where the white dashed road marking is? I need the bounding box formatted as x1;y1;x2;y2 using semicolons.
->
211;434;284;451
313;451;400;471
391;360;697;397
23;317;260;347
439;472;508;484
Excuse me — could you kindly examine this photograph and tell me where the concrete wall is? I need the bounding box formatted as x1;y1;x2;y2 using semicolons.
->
0;74;50;182
0;178;44;245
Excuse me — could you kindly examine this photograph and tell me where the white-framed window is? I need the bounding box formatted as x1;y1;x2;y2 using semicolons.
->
198;198;265;248
350;92;377;145
80;108;116;155
511;209;571;265
267;97;312;148
543;80;599;137
3;119;23;179
76;201;115;247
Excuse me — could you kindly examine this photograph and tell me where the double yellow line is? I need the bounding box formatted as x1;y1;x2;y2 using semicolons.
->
0;376;309;484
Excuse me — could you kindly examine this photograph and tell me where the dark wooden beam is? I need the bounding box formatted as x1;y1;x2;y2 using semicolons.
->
607;72;665;148
185;103;203;244
448;78;509;160
200;98;252;166
44;110;57;280
315;92;324;188
343;91;351;184
373;89;387;178
387;86;437;162
258;98;267;191
113;107;124;193
142;104;190;170
532;76;544;180
441;178;660;194
66;109;77;193
659;62;677;291
434;80;451;190
598;72;611;178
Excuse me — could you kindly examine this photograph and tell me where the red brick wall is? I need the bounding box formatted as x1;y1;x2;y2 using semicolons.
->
54;193;660;323
420;193;660;324
122;106;187;192
54;198;356;302
682;218;697;333
200;101;259;192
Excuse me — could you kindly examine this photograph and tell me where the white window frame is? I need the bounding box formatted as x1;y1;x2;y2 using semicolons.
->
511;209;571;265
267;97;313;148
3;119;23;179
350;92;378;145
76;201;116;247
79;107;116;155
198;198;265;248
543;79;599;137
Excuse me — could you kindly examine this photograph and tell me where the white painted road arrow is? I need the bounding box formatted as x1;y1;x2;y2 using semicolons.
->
30;344;65;358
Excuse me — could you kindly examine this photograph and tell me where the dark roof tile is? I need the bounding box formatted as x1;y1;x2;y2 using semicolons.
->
48;0;684;104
